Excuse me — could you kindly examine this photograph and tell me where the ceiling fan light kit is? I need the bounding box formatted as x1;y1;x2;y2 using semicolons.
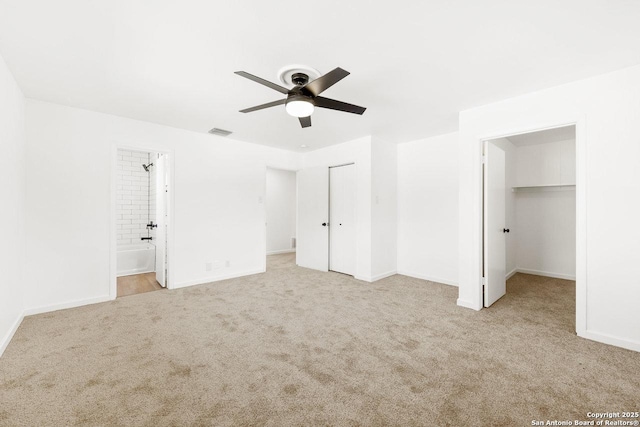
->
285;96;314;118
235;66;366;128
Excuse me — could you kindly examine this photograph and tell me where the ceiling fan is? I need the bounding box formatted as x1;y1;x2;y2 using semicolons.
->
234;67;366;128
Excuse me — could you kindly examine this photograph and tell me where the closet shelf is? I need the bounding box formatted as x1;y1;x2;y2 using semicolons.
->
511;184;576;192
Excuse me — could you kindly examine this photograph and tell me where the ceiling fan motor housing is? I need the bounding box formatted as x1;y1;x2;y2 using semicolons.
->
291;73;309;86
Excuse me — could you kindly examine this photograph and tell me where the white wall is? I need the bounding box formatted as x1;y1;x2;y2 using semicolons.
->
24;100;300;312
116;149;152;247
489;138;517;276
266;168;296;255
513;138;576;279
515;139;576;186
515;189;576;279
0;53;25;356
302;136;373;281
458;64;640;352
371;138;398;280
397;132;459;286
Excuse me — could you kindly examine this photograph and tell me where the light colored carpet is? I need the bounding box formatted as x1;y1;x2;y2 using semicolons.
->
1;253;639;426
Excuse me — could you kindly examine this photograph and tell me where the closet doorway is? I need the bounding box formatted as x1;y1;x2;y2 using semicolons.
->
296;163;357;276
483;125;576;307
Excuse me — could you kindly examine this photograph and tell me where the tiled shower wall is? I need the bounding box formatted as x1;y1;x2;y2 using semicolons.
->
149;153;157;242
116;149;156;248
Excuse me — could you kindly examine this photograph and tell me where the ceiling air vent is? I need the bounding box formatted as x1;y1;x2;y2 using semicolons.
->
208;127;233;137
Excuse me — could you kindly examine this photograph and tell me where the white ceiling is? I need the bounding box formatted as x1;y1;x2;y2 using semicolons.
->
507;125;576;146
0;1;639;152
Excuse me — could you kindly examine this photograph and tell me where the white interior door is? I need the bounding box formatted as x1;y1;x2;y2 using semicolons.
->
155;154;167;287
329;164;356;275
484;142;506;306
296;166;329;271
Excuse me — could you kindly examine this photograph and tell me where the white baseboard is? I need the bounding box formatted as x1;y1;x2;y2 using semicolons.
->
397;270;458;287
354;275;372;282
24;295;112;316
505;268;518;280
580;330;640;353
370;270;397;282
173;268;265;289
0;313;25;358
515;268;575;281
457;298;481;311
266;249;296;255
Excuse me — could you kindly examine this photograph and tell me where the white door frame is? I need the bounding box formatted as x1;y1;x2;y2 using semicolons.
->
109;143;176;299
478;118;586;335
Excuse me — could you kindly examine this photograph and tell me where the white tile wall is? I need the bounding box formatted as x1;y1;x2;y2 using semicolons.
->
117;149;152;248
149;153;158;241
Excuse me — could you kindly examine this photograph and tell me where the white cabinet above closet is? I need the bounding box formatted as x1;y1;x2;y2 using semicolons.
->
514;138;576;188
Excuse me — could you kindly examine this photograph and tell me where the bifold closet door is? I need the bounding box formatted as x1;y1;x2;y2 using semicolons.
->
296;166;329;272
329;164;356;275
484;142;506;307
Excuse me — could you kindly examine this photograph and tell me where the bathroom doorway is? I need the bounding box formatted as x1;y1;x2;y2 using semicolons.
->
110;147;173;298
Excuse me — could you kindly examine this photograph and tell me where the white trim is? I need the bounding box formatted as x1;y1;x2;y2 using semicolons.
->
267;249;296;255
514;268;575;281
505;268;518;280
173;268;265;289
457;298;481;311
580;330;640;353
23;295;111;317
397;270;458;287
0;313;25;357
574;118;587;337
110;143;176;300
370;270;397;282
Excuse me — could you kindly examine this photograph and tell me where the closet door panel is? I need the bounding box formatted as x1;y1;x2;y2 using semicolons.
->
329;165;356;275
297;167;329;272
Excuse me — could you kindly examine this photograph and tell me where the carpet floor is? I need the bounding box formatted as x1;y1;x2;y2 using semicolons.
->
1;253;638;426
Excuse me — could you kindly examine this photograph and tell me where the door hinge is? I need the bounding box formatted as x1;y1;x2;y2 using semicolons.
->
482;277;486;285
482;155;487;164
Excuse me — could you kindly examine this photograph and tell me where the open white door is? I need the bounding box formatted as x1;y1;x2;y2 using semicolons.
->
297;166;329;271
329;164;356;275
155;154;167;287
484;142;506;307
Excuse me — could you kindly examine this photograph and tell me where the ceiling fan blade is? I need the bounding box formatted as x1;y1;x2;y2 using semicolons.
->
239;99;286;113
304;67;350;96
299;116;312;128
235;71;289;94
314;96;366;115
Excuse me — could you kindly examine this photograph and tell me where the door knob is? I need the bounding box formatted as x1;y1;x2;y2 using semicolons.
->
322;223;327;226
503;228;510;233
